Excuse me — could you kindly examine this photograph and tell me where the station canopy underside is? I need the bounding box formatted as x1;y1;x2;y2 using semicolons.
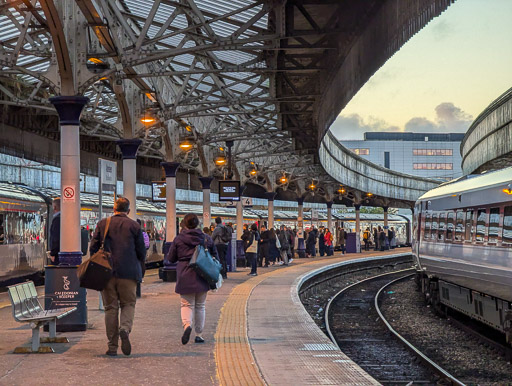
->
0;0;450;208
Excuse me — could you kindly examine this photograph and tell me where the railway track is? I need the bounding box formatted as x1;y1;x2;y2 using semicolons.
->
325;269;464;385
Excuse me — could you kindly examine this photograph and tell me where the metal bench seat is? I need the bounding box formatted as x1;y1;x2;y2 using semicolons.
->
8;281;77;353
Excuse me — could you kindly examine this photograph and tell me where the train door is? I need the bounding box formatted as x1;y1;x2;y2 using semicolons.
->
413;202;422;267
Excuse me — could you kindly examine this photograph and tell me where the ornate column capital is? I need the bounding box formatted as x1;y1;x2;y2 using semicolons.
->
49;96;89;125
161;162;181;178
198;176;214;190
117;139;142;160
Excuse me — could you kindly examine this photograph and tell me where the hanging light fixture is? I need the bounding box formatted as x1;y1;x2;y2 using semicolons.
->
215;155;227;166
309;181;316;190
366;192;373;197
140;93;156;124
250;169;257;176
279;174;288;184
179;139;193;151
337;186;346;194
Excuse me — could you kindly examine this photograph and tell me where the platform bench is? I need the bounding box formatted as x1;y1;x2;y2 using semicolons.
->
7;281;77;353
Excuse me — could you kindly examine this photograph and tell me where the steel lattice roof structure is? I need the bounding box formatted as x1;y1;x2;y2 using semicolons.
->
0;0;452;207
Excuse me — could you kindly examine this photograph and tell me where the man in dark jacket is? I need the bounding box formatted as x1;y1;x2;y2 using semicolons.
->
211;217;230;279
90;197;146;357
49;197;61;265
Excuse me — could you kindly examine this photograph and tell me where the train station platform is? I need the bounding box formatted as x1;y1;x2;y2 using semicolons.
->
0;249;408;385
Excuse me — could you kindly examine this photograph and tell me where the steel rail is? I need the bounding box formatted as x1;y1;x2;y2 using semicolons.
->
375;274;465;386
324;268;414;351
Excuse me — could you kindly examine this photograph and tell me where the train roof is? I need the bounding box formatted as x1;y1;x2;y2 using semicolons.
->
418;166;512;201
0;182;46;203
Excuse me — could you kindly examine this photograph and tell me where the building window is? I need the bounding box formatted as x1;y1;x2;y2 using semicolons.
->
413;149;453;156
350;148;370;155
384;152;390;168
413;163;453;170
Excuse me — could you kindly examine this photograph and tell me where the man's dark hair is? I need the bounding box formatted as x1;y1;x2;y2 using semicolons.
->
215;217;222;224
250;223;258;231
114;197;130;213
183;213;199;229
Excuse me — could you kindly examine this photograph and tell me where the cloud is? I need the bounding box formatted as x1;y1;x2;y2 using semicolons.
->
405;102;473;133
331;102;473;140
329;114;401;140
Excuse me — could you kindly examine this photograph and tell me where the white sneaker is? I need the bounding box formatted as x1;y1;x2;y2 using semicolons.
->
289;258;294;263
278;261;284;265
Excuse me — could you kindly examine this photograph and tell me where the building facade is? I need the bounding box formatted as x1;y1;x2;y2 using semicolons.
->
341;132;464;181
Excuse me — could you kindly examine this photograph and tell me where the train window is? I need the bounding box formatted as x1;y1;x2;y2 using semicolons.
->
475;209;487;242
488;207;500;244
431;213;438;240
438;213;446;241
446;212;454;241
503;207;512;245
424;214;431;240
465;210;474;242
455;210;464;241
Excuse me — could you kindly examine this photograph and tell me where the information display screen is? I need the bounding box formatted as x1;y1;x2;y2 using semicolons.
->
152;182;166;202
219;180;240;201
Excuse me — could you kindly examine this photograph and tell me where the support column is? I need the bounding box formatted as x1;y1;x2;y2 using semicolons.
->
116;139;142;221
326;201;333;231
236;186;245;261
297;197;306;258
46;96;88;332
236;201;243;239
264;192;277;230
383;206;389;227
354;204;361;234
160;162;180;282
199;177;213;228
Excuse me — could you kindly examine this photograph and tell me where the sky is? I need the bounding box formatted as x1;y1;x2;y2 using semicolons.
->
330;0;512;141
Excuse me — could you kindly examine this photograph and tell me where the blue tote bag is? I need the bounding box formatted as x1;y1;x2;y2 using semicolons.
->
189;237;222;288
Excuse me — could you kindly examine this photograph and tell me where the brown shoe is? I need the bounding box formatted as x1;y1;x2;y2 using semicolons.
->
119;330;131;356
105;350;117;357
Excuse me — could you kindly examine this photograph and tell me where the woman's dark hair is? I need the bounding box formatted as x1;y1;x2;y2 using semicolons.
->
270;229;276;238
250;223;258;231
183;213;199;229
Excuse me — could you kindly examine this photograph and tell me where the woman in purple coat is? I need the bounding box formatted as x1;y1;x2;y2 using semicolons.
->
167;214;219;345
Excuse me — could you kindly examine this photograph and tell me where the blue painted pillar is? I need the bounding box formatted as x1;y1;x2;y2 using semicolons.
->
46;96;89;332
160;162;180;282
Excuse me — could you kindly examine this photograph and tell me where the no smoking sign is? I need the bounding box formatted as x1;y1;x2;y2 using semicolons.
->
63;185;76;202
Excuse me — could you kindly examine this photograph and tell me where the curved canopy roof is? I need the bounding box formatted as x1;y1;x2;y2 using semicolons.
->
0;0;451;207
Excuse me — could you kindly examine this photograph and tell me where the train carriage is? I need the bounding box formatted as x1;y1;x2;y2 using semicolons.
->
413;167;512;342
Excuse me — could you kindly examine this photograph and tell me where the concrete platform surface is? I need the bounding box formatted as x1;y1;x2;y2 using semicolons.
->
0;249;409;385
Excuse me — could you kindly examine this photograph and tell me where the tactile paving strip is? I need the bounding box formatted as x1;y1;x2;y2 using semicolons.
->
215;274;268;386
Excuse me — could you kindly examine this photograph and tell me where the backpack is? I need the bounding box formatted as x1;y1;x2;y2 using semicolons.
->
363;231;369;240
220;226;231;243
143;231;150;249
